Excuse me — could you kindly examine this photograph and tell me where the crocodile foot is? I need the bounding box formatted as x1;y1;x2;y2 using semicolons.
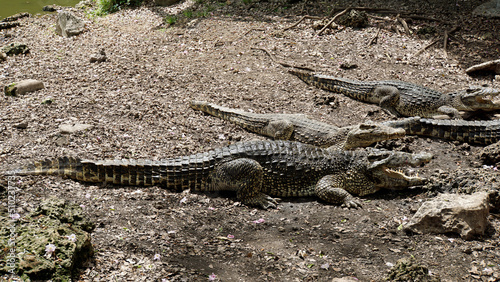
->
243;193;279;209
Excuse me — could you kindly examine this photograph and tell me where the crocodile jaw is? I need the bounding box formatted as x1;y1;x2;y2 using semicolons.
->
344;124;406;149
460;87;500;110
372;167;426;190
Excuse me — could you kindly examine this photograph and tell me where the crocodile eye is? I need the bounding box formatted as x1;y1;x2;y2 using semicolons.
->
359;124;376;129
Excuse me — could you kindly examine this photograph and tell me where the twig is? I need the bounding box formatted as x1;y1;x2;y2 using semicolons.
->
368;27;381;46
396;14;410;34
250;47;315;71
317;8;351;36
443;30;449;57
413;26;458;57
283;15;323;31
413;38;440;57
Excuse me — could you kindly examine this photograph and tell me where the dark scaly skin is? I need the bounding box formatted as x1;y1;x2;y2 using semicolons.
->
190;101;406;150
290;70;500;119
382;117;500;145
4;140;431;209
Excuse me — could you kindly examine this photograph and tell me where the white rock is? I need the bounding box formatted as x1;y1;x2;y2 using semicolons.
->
404;192;490;240
59;123;92;134
55;11;84;37
5;79;44;96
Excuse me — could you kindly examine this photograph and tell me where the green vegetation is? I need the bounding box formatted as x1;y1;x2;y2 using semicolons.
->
164;15;178;25
93;0;143;16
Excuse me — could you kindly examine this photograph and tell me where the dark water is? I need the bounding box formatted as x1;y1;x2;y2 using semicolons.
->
0;0;82;20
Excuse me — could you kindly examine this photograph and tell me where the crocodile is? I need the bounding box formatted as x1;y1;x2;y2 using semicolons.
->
289;69;500;119
382;117;500;145
190;101;406;150
4;140;431;209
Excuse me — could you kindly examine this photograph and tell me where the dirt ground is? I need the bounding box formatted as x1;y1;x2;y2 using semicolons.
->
1;0;500;280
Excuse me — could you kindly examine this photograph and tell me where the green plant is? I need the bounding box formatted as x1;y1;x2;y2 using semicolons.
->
94;0;143;16
164;15;177;25
182;9;193;18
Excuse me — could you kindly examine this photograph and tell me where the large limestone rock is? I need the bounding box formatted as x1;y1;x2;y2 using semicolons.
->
5;79;44;96
404;192;490;240
0;197;94;281
55;11;84;37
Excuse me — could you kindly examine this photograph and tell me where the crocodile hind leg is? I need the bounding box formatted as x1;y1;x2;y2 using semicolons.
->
314;175;362;208
210;158;278;209
376;86;402;117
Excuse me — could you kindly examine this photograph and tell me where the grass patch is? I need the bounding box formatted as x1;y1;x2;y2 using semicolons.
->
93;0;143;16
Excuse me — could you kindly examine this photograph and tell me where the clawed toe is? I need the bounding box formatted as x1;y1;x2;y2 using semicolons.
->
341;198;362;209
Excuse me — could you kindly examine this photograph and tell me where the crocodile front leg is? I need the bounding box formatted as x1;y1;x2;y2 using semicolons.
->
264;119;295;140
314;175;362;208
210;158;278;209
376;86;402;117
436;105;463;119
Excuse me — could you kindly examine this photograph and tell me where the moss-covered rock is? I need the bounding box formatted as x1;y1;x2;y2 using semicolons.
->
386;257;440;281
1;43;29;56
0;197;95;281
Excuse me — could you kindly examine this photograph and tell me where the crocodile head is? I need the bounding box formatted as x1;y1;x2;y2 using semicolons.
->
344;123;406;150
455;87;500;111
364;149;432;195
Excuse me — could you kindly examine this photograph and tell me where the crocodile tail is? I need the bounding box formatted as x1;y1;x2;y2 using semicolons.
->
381;117;422;130
190;101;268;133
288;69;315;85
4;157;85;179
4;156;212;191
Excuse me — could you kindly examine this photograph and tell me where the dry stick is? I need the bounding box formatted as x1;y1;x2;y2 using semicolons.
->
368;27;382;46
413;38;440;57
317;8;351;36
283;15;323;31
250;47;315;72
396;14;410;34
443;30;449;57
413;26;458;57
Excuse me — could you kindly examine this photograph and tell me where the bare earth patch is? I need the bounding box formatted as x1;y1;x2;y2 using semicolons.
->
1;0;500;280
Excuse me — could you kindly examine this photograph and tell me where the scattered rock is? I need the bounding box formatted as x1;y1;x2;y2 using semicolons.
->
59;123;92;134
331;277;360;282
386;257;439;281
4;79;44;96
75;0;94;9
43;5;58;12
404;192;490;240
337;10;368;28
0;197;94;281
55;11;84;37
1;12;30;22
0;22;20;30
14;122;28;129
1;42;29;56
339;61;358;70
89;49;107;63
312;19;338;31
0;52;6;62
473;0;500;18
41;97;54;105
480;142;500;166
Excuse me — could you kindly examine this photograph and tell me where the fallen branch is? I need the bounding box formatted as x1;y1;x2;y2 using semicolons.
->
413;26;459;57
368;27;382;46
465;59;500;75
283;15;323;31
250;47;315;71
396;14;410;34
317;8;351;36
